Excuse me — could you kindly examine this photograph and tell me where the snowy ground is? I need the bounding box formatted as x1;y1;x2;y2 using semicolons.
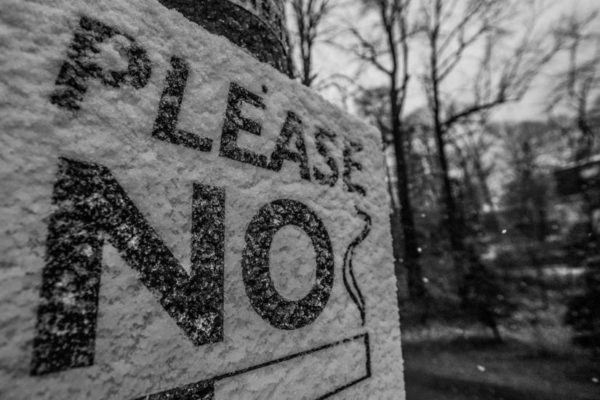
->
402;324;599;400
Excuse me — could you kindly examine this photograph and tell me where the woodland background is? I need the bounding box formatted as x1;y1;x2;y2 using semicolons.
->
285;0;600;398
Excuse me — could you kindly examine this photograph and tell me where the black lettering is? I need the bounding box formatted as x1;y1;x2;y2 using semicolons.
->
30;158;224;375
241;199;334;330
262;0;272;20
219;82;269;168
133;379;214;400
268;112;311;181
343;140;366;196
312;128;339;187
342;209;371;326
152;57;213;152
50;16;151;111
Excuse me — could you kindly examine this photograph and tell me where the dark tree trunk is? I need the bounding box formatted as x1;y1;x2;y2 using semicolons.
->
390;86;426;300
389;198;406;296
432;95;466;282
429;22;467;288
381;145;406;298
491;322;503;343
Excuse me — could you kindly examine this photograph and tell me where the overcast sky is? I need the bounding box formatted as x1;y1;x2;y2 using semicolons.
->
301;0;600;122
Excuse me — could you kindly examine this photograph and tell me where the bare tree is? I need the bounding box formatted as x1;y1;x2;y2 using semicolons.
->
289;0;332;86
448;119;499;229
419;0;562;284
547;11;600;161
545;10;600;258
345;0;426;300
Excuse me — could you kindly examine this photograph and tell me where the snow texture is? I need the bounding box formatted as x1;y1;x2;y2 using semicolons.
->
0;1;405;399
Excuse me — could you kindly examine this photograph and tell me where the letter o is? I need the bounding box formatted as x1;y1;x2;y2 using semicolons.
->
241;199;334;329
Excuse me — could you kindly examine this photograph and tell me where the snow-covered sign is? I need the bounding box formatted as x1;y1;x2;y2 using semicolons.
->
0;1;405;399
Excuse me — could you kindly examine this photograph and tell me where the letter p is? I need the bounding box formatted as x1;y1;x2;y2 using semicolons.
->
50;16;152;111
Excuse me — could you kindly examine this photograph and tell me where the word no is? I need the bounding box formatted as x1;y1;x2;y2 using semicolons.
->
31;157;334;375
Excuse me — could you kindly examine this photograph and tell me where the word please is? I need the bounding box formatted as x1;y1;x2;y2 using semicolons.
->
50;16;367;195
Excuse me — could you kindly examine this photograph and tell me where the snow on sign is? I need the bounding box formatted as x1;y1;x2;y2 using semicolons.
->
0;1;405;399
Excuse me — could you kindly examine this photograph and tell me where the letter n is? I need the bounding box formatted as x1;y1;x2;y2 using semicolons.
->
30;157;224;375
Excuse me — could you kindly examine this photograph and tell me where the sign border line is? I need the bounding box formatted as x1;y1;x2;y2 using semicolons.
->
134;332;371;399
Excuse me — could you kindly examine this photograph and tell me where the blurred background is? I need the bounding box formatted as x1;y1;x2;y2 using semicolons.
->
284;0;600;398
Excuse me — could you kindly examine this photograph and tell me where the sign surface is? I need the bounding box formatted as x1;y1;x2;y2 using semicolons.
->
0;1;405;399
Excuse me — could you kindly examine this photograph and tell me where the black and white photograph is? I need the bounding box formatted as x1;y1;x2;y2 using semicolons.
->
1;1;599;399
